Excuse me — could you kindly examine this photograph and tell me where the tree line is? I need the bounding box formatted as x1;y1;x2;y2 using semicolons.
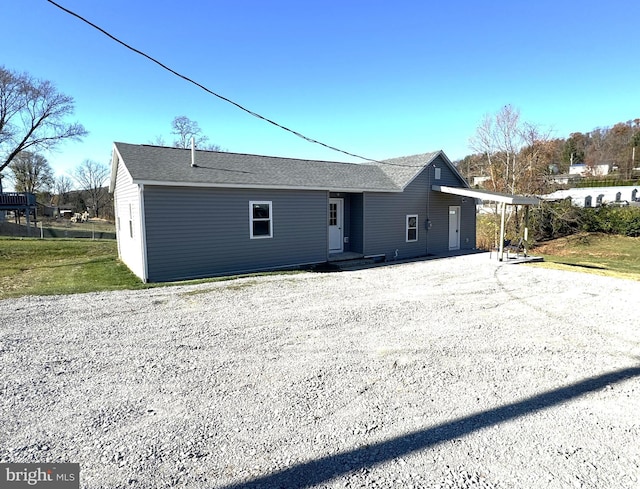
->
0;65;223;219
3;63;636;221
8;154;113;219
459;105;640;196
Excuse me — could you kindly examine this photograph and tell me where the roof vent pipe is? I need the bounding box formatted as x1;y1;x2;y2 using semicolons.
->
190;137;196;167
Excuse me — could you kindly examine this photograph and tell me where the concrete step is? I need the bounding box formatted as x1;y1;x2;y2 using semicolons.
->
333;257;386;271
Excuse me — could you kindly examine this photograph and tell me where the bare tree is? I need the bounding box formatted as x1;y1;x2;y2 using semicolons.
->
518;122;553;194
456;153;487;185
469;105;551;195
170;116;221;151
469;105;555;245
74;159;109;218
148;135;166;146
53;174;74;205
8;151;54;193
469;105;524;194
0;66;87;174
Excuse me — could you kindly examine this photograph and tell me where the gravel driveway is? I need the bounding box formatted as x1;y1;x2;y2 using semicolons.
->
1;253;639;488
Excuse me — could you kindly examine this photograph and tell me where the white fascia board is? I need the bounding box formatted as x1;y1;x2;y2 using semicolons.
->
131;179;402;193
109;144;123;193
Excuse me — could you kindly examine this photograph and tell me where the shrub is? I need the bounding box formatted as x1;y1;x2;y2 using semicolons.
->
582;206;640;237
478;202;640;248
530;200;582;241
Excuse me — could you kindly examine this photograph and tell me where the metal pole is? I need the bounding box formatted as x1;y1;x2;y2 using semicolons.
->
524;206;530;257
498;202;506;261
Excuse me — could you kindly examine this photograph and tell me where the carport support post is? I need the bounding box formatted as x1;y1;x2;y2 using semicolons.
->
498;202;506;261
524;205;530;257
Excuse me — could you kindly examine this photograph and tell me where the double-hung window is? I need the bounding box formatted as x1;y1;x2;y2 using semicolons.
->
250;201;273;239
406;214;418;242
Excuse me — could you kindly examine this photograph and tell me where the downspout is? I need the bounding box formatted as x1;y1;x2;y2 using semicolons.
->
139;184;149;283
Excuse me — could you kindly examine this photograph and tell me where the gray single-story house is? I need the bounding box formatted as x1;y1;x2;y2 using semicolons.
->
109;142;477;282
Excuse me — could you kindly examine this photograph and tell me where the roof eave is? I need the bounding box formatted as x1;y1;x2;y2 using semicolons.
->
131;179;403;193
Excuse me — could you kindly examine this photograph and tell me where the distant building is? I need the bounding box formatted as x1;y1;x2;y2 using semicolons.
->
569;163;611;177
547;173;581;186
472;176;491;187
541;185;639;207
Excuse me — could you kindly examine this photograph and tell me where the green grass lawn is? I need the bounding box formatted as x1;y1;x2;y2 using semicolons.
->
0;238;144;299
1;233;638;299
0;238;299;299
531;233;640;281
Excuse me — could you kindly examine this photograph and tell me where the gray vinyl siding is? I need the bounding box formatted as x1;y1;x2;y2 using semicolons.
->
426;156;476;253
142;186;327;281
364;171;429;260
364;156;475;259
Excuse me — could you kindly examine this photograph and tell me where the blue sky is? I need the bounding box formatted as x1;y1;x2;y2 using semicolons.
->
3;0;640;184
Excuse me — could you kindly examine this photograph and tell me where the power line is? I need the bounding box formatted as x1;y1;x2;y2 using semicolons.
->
46;0;400;165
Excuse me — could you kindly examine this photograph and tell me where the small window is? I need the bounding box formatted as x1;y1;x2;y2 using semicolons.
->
250;201;273;239
329;202;337;226
434;167;441;180
406;214;418;242
128;204;134;238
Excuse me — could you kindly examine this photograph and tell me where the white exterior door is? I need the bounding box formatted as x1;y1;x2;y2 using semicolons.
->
448;206;460;250
328;198;344;253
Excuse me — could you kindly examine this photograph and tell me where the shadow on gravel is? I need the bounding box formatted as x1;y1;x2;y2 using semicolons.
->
557;262;608;270
220;366;640;489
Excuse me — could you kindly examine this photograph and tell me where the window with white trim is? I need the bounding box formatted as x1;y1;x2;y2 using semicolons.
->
434;167;441;180
406;214;418;242
250;201;273;238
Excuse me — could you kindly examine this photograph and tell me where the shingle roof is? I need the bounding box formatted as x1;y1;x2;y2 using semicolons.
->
374;152;441;188
112;142;445;193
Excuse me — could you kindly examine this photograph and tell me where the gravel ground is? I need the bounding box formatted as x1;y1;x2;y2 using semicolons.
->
1;253;639;489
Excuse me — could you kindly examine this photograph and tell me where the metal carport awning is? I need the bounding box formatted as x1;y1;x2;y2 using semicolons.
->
432;185;541;261
431;185;540;205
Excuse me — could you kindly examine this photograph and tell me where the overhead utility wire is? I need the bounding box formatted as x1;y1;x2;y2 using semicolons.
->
46;0;420;167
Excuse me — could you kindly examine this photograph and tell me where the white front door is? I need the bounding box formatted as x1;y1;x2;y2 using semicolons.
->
448;206;460;250
329;198;344;253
